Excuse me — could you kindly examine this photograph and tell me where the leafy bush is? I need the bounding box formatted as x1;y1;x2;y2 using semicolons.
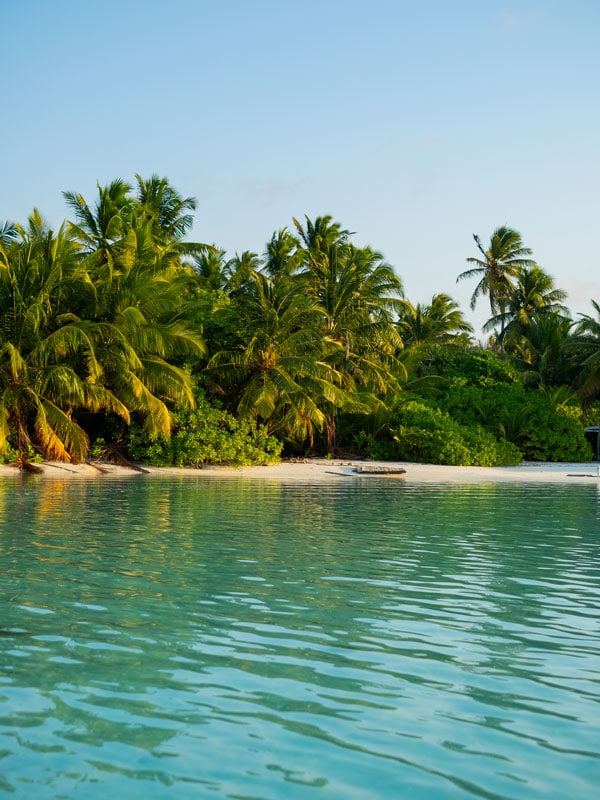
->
350;430;398;461
127;392;282;467
516;400;592;461
389;401;521;466
435;383;591;462
422;348;519;386
0;441;43;465
584;401;600;427
461;425;523;466
0;442;19;464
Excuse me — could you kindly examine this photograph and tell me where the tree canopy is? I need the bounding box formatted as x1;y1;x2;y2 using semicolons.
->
1;180;597;467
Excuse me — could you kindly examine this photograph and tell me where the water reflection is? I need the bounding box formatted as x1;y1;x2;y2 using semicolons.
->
0;478;598;798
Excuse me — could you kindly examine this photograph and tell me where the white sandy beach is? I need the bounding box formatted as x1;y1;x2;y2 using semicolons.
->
1;459;599;483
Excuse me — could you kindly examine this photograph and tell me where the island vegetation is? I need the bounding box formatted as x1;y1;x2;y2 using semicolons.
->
1;176;598;469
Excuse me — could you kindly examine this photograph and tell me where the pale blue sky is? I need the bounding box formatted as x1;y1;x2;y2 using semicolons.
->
2;0;599;336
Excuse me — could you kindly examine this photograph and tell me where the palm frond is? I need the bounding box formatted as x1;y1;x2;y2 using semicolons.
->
34;397;89;462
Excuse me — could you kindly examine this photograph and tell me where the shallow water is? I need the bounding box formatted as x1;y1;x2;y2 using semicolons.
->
0;477;599;799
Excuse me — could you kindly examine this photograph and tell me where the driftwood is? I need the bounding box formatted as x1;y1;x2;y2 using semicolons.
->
353;465;407;476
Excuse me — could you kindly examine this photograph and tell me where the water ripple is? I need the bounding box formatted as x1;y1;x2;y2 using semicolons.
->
0;479;598;798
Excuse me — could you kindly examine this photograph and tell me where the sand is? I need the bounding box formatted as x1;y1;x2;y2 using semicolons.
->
1;459;599;484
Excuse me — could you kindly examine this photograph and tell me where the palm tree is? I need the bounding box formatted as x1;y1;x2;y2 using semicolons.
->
79;214;207;439
192;247;230;293
0;221;17;248
294;216;405;450
134;173;197;243
64;179;208;441
397;293;474;354
263;228;303;278
486;265;568;349
0;212;129;465
208;271;348;448
457;226;537;344
571;300;600;410
292;214;351;255
224;250;263;296
133;174;212;268
509;311;575;388
63;178;134;286
294;217;403;360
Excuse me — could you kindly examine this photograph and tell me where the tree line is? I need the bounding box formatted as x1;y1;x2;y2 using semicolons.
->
1;176;598;469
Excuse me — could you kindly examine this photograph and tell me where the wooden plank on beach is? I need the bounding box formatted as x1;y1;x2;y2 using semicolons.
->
353;466;407;475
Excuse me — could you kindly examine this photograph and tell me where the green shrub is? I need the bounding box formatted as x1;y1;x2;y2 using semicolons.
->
436;382;592;462
350;430;398;461
0;442;19;464
517;402;592;462
423;349;519;385
0;441;44;465
389;401;521;466
583;402;600;427
127;393;282;467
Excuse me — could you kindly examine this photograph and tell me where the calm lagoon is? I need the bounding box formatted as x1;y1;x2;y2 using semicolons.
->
0;476;599;799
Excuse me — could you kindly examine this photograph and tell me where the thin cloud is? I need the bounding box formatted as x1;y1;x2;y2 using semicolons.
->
496;8;545;31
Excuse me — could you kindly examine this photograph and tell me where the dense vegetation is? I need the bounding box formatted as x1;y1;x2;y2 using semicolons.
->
1;177;598;468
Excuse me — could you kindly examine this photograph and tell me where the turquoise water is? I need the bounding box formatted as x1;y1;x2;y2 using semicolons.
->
0;476;599;799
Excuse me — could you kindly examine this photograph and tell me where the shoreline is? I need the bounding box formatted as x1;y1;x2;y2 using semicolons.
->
1;459;599;484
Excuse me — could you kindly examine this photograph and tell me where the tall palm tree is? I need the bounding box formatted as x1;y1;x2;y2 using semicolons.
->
457;226;537;344
486;265;568;349
263;228;303;278
78;214;207;439
509;311;575;388
397;293;474;353
571;300;600;410
192;247;230;293
133;174;208;265
63;178;134;286
224;250;263;296
208;271;348;448
292;214;350;255
0;212;128;464
295;217;403;360
64;179;208;440
294;216;405;450
134;174;196;238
